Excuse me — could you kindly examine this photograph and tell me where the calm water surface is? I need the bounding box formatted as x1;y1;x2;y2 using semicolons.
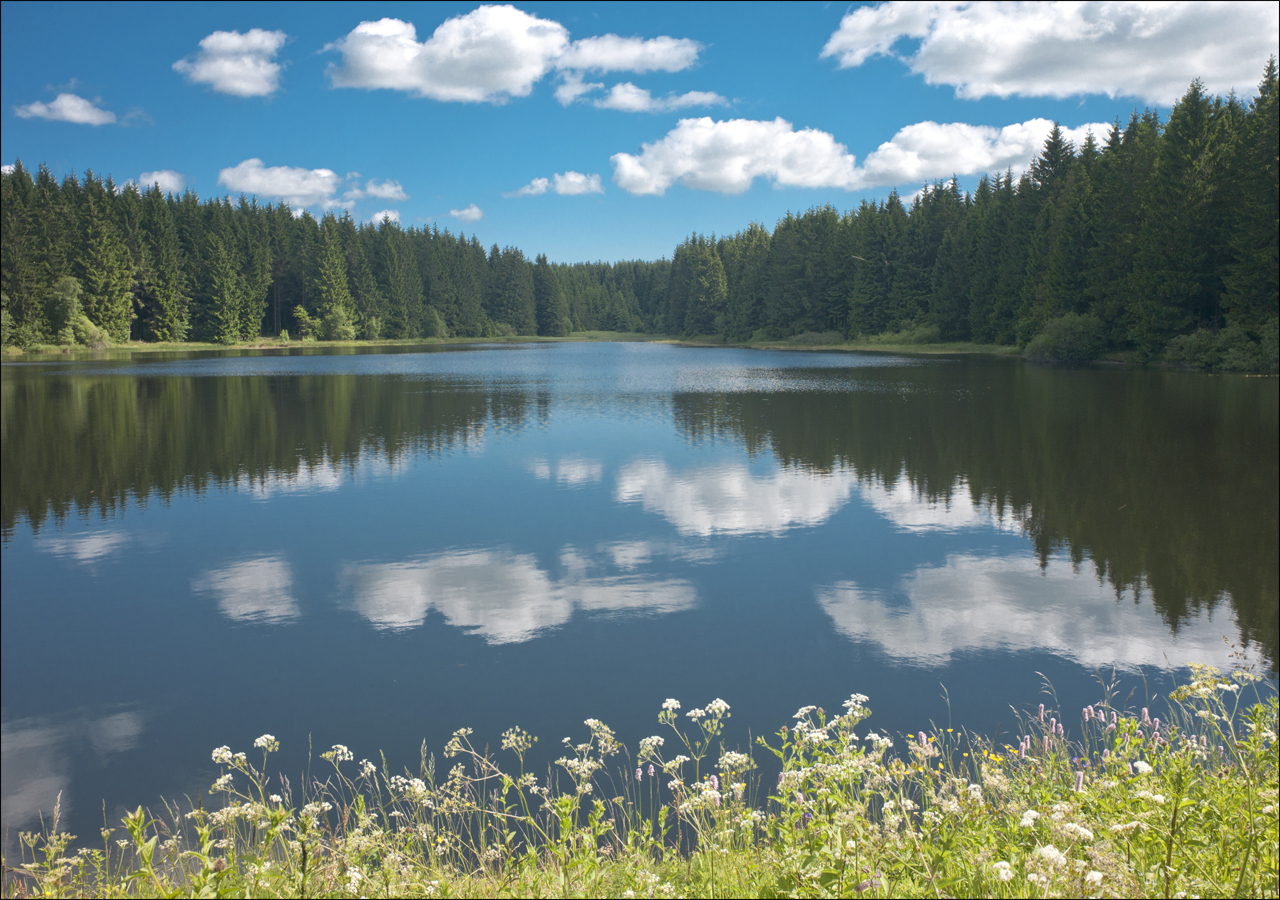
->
2;342;1276;842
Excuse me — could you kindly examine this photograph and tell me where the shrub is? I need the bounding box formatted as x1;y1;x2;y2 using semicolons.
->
862;323;942;345
1163;318;1279;372
1023;313;1104;363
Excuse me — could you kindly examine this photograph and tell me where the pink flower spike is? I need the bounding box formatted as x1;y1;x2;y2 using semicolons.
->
636;768;643;782
1074;770;1085;792
918;731;928;745
648;764;655;778
1039;704;1045;721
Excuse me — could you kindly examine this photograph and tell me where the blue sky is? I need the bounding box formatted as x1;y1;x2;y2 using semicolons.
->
3;1;1276;262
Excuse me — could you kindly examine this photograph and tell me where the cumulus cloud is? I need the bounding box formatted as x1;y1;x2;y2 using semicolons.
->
325;6;703;104
1;164;14;175
554;71;605;105
855;118;1108;189
821;1;1280;105
558;33;702;73
369;209;400;224
817;553;1239;670
218;158;342;208
14;93;116;125
325;8;568;102
594;82;727;113
138;169;185;194
173;28;288;97
611;116;861;195
611;115;1108;195
504;171;604;198
362;178;408;200
449;203;484;223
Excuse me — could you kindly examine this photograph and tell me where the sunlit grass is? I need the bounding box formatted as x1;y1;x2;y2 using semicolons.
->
6;664;1276;898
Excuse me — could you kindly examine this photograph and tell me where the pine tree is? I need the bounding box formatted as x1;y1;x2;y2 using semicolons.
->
534;253;570;336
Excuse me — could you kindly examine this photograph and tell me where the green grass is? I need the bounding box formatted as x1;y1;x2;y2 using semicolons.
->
2;330;1022;362
6;664;1276;898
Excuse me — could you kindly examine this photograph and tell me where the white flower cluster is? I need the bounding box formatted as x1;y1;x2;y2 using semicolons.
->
254;734;279;752
662;699;681;711
1034;843;1066;866
1133;760;1154;775
705;698;730;716
1061;822;1094;842
718;750;753;772
325;744;354;763
639;735;665;756
992;860;1015;882
1019;809;1041;828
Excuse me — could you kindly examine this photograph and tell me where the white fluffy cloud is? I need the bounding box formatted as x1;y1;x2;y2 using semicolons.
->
594;82;727;113
611;115;1109;195
821;1;1280;105
218;158;342;208
611;117;861;195
369;209;400;224
14;93;116;125
138;169;185;194
1;164;14;175
449;203;484;223
363;178;408;200
506;171;606;198
173;29;288;97
856;118;1107;188
326;8;569;102
325;6;703;104
558;33;701;72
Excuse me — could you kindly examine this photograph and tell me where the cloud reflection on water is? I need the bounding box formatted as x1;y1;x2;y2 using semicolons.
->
1;710;144;837
615;460;860;536
193;556;299;623
817;553;1239;670
38;530;131;563
342;544;695;643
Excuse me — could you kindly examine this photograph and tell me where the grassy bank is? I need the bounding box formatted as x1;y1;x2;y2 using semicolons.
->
6;665;1276;898
1;330;1020;362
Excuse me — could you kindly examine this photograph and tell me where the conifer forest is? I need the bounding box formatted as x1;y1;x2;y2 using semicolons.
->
2;65;1277;369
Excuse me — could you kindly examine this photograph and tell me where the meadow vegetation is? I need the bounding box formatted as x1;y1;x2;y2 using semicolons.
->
5;664;1276;898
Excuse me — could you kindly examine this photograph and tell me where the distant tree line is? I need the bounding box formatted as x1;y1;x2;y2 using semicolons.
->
2;62;1276;367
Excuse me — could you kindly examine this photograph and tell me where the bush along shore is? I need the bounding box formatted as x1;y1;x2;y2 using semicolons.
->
5;665;1277;899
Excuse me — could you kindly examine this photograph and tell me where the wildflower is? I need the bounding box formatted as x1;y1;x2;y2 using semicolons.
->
639;735;664;755
1020;809;1041;828
686;707;707;719
636;768;643;782
719;751;752;771
326;744;353;762
254;734;279;752
648;764;655;777
1061;823;1094;841
993;861;1015;882
1133;760;1153;775
211;746;233;765
843;693;869;710
794;705;817;718
1074;770;1085;792
706;698;730;716
1142;707;1151;725
212;773;234;792
1035;844;1066;866
662;699;681;711
269;794;282;804
918;731;928;746
359;759;376;778
1039;703;1045;721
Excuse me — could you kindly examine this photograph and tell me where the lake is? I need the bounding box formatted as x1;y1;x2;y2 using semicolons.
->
2;341;1276;844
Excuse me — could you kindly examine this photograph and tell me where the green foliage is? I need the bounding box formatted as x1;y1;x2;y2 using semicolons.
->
1023;312;1104;363
1166;317;1280;372
860;322;942;345
5;671;1275;899
1;60;1276;365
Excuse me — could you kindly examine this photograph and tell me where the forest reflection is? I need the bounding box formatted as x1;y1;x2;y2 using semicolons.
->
2;358;1274;667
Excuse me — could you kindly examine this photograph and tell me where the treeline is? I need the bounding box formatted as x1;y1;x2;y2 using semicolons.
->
0;170;669;346
2;63;1276;367
661;64;1278;367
